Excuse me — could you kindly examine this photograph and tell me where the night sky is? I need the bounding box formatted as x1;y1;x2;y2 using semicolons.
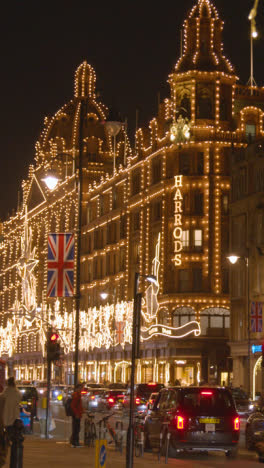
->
1;0;264;220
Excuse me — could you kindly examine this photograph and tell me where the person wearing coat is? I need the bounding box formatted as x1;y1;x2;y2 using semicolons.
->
70;383;84;447
1;377;21;437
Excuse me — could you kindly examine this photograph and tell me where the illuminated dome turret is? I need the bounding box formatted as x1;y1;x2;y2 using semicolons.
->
74;61;96;99
175;0;234;74
35;61;130;175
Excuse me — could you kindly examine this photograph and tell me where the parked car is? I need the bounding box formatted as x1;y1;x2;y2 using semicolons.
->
17;385;39;416
245;408;264;450
51;384;68;402
124;383;164;413
85;383;105;389
101;389;126;410
82;388;106;411
144;386;240;458
147;392;159;410
230;387;254;417
107;383;128;390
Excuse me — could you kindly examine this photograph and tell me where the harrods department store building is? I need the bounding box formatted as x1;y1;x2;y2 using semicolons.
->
1;0;264;387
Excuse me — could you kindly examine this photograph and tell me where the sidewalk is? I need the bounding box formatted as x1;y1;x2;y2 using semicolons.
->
3;437;165;468
3;436;260;468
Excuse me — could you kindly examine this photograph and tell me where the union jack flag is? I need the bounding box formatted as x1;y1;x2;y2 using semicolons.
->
115;321;125;345
251;302;263;333
47;233;74;297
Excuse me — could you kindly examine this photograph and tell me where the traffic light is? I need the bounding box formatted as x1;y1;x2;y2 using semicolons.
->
46;330;61;362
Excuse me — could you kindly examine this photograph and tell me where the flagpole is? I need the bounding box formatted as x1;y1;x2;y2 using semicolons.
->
74;98;85;388
247;256;251;396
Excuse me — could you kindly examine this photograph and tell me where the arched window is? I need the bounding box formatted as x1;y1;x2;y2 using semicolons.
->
22;335;28;353
159;309;169;326
29;334;35;352
36;334;41;352
172;307;196;327
200;308;230;335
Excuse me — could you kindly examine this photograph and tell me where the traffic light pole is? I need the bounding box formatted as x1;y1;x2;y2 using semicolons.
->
45;357;51;439
126;273;140;468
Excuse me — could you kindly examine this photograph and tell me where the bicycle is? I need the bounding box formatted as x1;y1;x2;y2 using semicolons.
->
84;412;97;447
134;413;145;457
97;413;123;453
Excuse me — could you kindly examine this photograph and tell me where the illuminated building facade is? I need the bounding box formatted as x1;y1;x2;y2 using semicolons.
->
230;138;264;396
1;0;264;387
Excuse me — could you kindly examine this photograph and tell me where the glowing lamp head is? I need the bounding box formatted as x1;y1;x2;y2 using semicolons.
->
184;129;190;139
146;274;158;286
227;255;240;265
100;292;109;300
252;29;258;38
42;175;59;191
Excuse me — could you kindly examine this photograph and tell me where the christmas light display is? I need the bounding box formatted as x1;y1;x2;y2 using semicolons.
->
2;0;264;384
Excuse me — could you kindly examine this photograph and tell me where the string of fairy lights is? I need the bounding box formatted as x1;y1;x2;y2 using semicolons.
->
1;0;264;382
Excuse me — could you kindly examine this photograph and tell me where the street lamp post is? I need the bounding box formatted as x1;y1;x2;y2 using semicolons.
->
126;272;157;468
227;254;250;394
43;98;86;388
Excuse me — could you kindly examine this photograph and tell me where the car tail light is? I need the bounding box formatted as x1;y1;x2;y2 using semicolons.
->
201;391;213;396
176;415;184;430
90;395;95;400
234;417;240;431
108;398;114;403
81;390;87;395
135;397;140;405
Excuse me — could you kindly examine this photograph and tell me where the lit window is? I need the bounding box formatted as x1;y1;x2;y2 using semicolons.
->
182;230;189;248
246;123;256;141
194;230;203;247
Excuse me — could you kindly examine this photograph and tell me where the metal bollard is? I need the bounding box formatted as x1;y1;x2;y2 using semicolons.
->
165;432;171;464
140;431;144;457
9;419;24;468
158;432;163;462
115;421;124;454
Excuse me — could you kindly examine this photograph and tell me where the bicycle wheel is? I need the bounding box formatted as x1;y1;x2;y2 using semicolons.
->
84;419;91;446
91;422;97;446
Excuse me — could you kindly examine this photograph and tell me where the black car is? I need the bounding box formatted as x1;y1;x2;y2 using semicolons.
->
144;386;240;458
101;389;126;409
245;408;264;450
231;387;253;417
124;383;164;413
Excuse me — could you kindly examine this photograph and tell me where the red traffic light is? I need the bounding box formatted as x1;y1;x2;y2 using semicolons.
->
50;332;59;342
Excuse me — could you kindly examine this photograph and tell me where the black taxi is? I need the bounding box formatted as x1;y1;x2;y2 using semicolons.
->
144;386;240;458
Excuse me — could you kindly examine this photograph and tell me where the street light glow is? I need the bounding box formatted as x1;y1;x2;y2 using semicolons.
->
252;28;258;38
100;292;109;300
227;255;240;265
42;175;59;191
146;274;158;285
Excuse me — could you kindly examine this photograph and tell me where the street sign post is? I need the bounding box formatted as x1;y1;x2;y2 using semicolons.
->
95;439;107;468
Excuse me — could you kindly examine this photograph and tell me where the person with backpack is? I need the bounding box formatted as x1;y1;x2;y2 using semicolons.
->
70;383;84;447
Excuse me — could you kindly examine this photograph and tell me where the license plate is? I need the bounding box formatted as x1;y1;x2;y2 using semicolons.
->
199;418;220;424
205;423;215;432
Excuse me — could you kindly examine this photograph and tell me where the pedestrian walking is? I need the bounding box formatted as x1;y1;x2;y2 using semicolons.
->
70;383;84;447
1;377;21;439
